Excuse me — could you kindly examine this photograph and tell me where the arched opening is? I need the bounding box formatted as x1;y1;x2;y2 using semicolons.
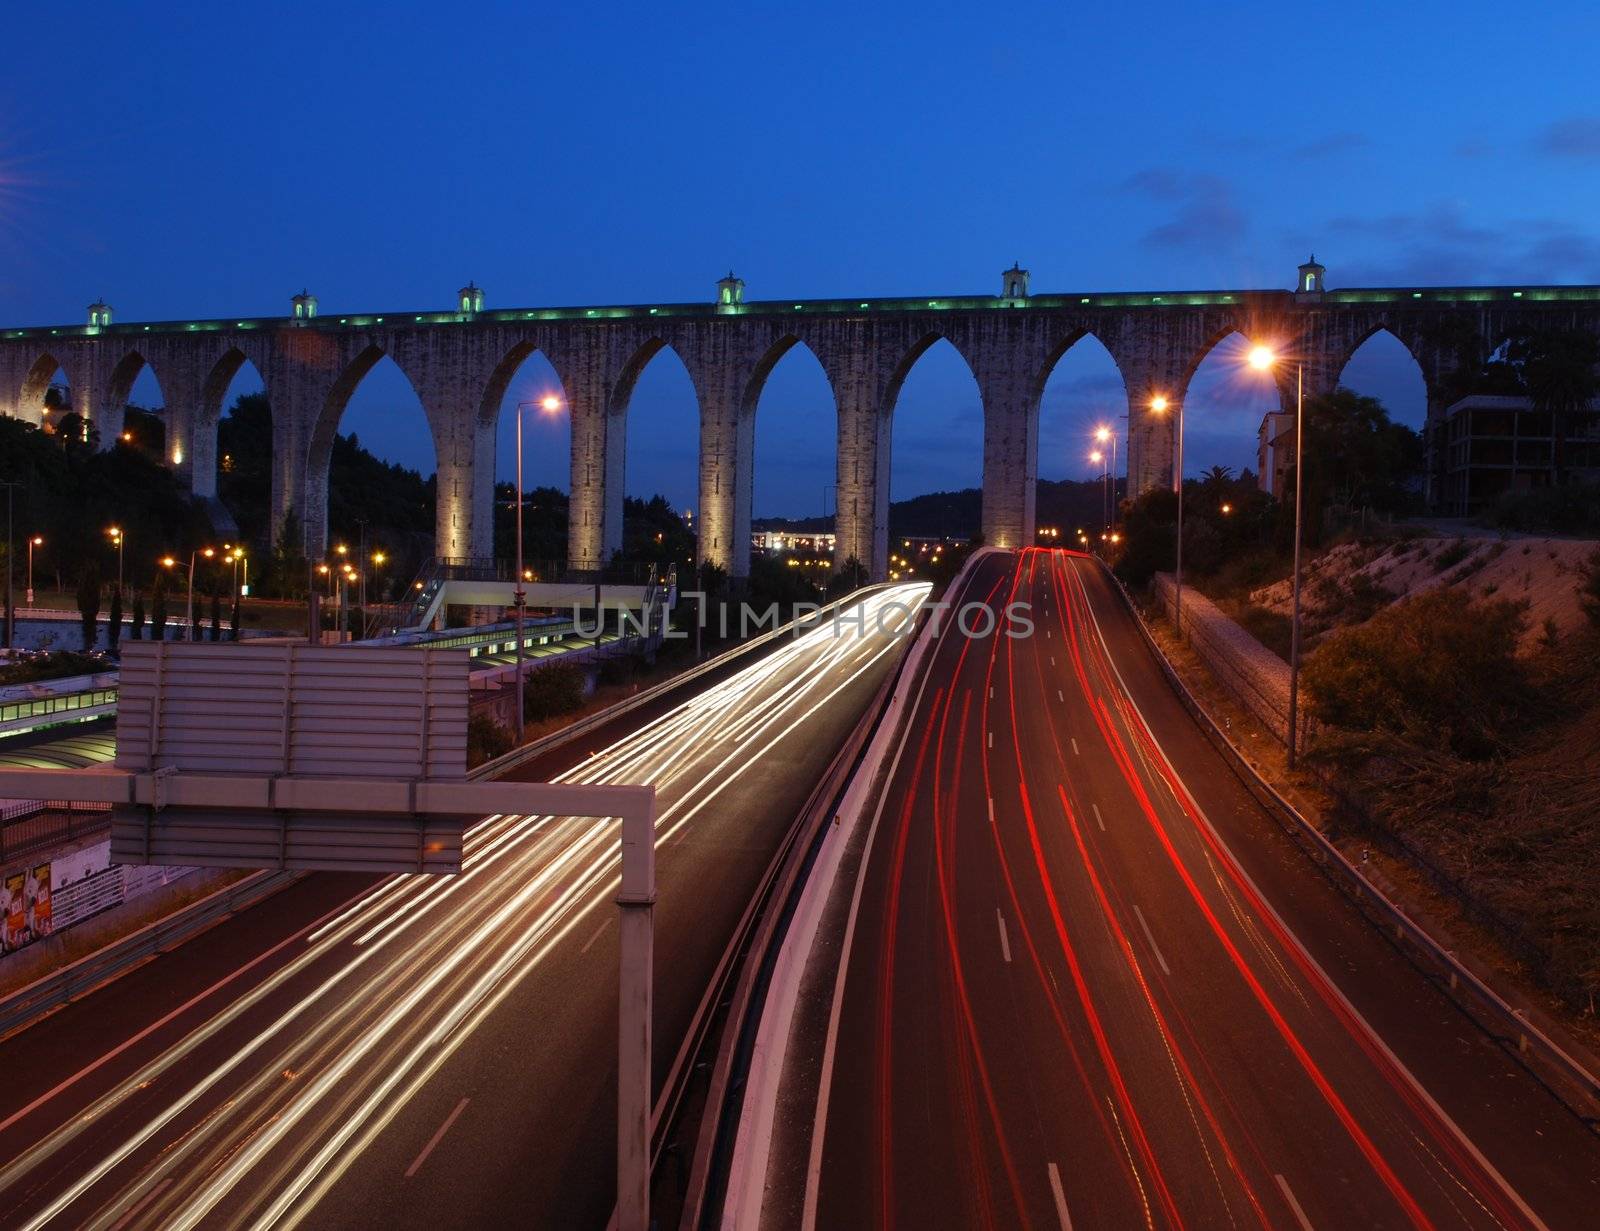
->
1037;331;1128;541
307;350;438;602
619;341;698;570
1182;330;1282;487
490;347;571;568
886;336;983;572
1336;328;1428;432
106;352;167;459
1317;328;1429;517
19;354;70;434
747;338;836;598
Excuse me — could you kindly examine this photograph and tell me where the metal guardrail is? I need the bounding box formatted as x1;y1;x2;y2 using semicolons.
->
0;801;112;864
1104;562;1600;1123
670;593;933;1228
0;870;299;1042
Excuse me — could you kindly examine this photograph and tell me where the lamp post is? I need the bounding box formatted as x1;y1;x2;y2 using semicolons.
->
181;547;215;641
1148;394;1183;633
26;536;42;606
1090;449;1107;536
1095;425;1118;528
512;394;565;740
1248;345;1307;768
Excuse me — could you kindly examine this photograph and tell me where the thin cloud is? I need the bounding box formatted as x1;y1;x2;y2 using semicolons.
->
1289;133;1368;160
1123;170;1247;251
1535;117;1600;158
1324;202;1600;285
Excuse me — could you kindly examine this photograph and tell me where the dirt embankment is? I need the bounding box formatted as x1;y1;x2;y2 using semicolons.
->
1250;535;1598;650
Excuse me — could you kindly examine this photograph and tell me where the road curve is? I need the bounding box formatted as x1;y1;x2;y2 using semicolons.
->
0;583;928;1231
809;550;1599;1230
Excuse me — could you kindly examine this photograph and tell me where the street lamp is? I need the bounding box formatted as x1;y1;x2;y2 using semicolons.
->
107;526;125;593
173;547;215;640
1089;448;1108;538
1095;425;1118;530
511;393;566;739
1147;394;1184;635
1247;343;1308;768
26;536;43;606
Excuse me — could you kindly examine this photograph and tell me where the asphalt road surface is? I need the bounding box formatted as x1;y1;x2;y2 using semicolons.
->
810;550;1600;1230
0;583;927;1230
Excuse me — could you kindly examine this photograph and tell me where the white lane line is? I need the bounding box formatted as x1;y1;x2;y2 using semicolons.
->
1065;562;1552;1231
405;1097;470;1179
987;731;993;749
108;1178;172;1231
1274;1173;1315;1230
987;797;995;825
1132;904;1172;975
1071;738;1080;756
996;910;1012;963
1092;803;1105;831
579;918;611;954
1050;655;1055;667
990;686;994;699
1056;689;1064;703
1047;1162;1074;1229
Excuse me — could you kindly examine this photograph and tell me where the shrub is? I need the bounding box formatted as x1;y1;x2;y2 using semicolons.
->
1432;539;1473;572
522;662;586;722
467;712;512;766
1581;548;1600;629
1302;588;1527;758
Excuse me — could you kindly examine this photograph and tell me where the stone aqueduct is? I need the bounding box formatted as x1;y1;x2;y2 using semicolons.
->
2;263;1598;581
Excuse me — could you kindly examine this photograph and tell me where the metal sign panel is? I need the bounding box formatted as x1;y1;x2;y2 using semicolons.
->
114;642;468;780
111;642;471;874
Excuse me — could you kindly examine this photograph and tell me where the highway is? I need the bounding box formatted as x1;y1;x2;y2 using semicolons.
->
808;550;1600;1229
0;583;927;1230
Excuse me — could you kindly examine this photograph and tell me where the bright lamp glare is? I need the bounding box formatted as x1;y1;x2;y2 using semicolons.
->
1150;395;1169;412
540;394;562;413
1095;427;1111;442
1248;345;1276;370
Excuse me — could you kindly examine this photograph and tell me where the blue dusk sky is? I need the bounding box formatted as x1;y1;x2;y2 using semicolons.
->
2;2;1597;517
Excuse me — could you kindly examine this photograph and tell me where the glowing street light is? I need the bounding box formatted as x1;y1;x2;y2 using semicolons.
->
1245;343;1308;767
106;526;125;592
1093;424;1119;533
1148;393;1185;633
512;393;569;739
26;535;43;605
172;546;215;640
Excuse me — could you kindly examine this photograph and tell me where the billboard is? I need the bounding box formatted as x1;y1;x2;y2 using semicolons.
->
1;862;52;954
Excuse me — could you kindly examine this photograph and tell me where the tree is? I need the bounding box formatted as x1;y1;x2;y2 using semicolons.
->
1290;388;1422;542
130;590;145;640
107;586;123;655
208;590;222;642
150;577;168;642
269;508;310;601
230;589;242;641
75;564;101;652
1506;328;1600;485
